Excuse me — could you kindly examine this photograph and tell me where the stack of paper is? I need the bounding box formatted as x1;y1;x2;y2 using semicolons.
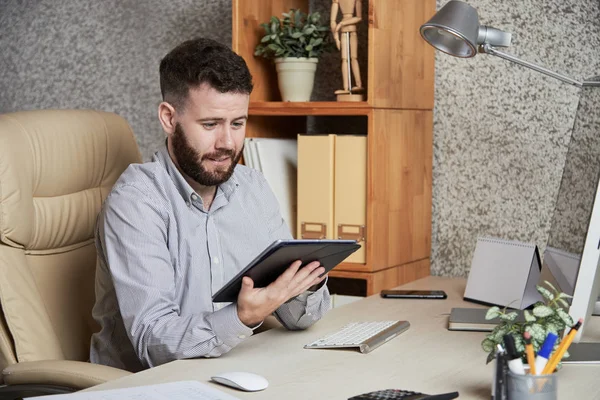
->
29;380;241;400
243;138;298;237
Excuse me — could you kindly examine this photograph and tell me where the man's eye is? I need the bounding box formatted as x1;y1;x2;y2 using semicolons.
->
202;123;217;129
232;121;245;128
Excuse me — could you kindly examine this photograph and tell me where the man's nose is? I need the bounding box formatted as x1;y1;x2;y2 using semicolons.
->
215;125;234;149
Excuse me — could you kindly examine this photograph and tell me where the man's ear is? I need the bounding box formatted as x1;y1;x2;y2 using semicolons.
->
158;102;177;135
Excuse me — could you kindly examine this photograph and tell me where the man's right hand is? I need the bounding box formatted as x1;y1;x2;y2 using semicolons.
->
236;260;326;327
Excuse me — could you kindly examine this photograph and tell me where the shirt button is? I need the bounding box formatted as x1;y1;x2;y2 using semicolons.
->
191;194;198;200
238;334;246;339
307;313;312;317
213;257;220;264
185;201;190;207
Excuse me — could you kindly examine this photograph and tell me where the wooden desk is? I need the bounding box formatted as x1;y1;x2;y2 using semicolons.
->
87;277;600;399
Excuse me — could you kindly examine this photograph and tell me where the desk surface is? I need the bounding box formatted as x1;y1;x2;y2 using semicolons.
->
88;276;600;399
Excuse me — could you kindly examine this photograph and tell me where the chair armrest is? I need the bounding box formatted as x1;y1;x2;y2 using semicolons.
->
2;360;132;390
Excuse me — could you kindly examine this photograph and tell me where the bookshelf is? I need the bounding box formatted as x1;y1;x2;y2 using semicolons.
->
232;0;435;296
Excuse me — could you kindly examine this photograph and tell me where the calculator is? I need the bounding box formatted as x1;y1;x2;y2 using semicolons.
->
348;389;459;400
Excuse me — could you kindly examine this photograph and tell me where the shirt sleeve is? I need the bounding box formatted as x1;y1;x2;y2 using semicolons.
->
98;184;252;368
274;277;332;330
255;173;333;329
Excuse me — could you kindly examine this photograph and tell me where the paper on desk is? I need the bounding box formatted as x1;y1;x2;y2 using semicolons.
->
28;380;241;400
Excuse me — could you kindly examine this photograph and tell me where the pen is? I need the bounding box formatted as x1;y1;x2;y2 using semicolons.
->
493;344;506;400
534;332;558;375
503;334;526;375
523;331;536;375
542;318;583;375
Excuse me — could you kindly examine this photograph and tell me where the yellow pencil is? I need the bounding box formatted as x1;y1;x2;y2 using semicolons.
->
523;331;536;375
542;318;583;375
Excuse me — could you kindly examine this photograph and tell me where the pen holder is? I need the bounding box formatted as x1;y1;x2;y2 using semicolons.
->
506;371;557;400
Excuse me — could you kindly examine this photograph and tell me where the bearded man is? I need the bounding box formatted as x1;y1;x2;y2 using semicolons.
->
90;38;331;372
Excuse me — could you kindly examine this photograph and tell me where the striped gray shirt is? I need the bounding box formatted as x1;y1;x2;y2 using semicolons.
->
90;144;331;372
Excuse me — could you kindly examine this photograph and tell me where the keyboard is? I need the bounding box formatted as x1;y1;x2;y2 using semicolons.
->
304;320;410;354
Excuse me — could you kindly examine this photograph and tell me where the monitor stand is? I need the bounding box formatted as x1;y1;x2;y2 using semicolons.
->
562;342;600;364
594;299;600;316
562;311;600;364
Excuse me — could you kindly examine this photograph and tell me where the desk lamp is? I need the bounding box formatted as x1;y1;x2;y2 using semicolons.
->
419;0;582;88
421;1;600;363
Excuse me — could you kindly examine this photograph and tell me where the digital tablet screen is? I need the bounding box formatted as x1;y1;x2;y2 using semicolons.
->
212;239;360;303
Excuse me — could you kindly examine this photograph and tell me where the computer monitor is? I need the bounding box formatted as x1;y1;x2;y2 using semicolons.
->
543;77;600;362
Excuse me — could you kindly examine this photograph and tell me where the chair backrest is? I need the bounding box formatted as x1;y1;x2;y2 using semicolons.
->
0;110;141;375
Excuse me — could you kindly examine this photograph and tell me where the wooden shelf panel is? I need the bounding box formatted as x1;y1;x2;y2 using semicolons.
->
249;101;371;116
328;259;431;296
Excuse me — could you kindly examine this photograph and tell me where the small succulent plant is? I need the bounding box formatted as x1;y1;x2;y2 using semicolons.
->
254;9;332;59
481;280;574;364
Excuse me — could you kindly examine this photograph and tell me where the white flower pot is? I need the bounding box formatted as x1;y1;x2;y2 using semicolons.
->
274;57;318;102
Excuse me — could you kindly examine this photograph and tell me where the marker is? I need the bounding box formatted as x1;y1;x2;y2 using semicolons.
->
503;334;526;375
542;318;583;375
523;331;536;375
534;332;558;375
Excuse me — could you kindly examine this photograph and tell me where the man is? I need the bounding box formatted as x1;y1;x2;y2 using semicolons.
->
90;38;331;372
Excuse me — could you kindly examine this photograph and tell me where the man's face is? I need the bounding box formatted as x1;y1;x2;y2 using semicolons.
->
169;83;249;187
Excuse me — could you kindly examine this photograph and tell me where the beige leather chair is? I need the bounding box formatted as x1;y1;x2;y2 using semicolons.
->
0;109;142;398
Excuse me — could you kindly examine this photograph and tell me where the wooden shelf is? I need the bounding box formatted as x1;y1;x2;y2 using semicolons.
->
234;0;435;296
329;259;431;295
249;101;371;116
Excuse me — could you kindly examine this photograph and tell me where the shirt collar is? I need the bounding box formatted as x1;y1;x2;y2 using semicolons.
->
154;142;239;204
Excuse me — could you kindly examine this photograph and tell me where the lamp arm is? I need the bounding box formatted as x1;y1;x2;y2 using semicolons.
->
481;44;582;88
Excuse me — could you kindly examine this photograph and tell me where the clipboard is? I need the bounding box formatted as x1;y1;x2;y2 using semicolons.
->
212;239;360;303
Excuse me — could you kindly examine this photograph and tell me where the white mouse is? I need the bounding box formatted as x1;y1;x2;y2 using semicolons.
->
210;371;269;392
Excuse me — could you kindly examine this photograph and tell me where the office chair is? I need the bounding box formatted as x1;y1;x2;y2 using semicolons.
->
0;109;142;398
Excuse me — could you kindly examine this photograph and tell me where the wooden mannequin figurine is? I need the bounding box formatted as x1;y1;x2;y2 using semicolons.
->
331;0;364;102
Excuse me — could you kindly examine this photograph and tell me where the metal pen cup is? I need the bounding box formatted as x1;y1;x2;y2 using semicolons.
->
506;371;557;400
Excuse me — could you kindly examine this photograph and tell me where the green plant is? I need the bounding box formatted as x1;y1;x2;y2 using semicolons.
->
481;281;574;365
254;9;332;59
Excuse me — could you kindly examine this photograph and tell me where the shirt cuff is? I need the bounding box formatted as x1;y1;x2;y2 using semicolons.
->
307;276;328;292
250;321;264;331
211;303;254;348
287;276;329;303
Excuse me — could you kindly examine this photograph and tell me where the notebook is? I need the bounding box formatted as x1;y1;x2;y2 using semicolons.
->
448;307;526;332
28;380;240;400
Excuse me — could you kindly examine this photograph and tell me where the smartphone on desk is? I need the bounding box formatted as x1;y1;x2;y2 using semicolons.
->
380;290;447;299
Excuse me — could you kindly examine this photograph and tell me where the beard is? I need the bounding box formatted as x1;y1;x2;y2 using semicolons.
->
171;123;242;187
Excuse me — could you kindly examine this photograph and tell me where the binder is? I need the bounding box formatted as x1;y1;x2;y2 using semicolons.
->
297;134;335;240
242;138;260;170
250;138;261;172
253;138;298;237
297;134;367;264
334;135;367;263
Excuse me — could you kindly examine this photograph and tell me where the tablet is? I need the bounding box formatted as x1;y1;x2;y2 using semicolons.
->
212;239;361;303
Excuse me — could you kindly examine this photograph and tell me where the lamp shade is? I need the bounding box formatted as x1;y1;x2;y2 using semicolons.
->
420;1;580;87
420;0;480;58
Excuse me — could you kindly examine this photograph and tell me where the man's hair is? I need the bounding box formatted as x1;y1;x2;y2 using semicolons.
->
159;37;253;109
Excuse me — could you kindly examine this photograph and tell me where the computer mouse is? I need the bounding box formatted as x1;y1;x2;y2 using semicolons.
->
210;371;269;392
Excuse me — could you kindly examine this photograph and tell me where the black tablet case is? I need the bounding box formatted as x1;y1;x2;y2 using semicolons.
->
212;239;360;303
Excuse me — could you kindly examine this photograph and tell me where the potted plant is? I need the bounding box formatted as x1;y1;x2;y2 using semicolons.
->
481;281;574;366
254;9;331;102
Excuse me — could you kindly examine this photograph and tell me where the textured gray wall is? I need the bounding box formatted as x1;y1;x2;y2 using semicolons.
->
0;0;231;158
431;0;600;276
1;0;599;277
